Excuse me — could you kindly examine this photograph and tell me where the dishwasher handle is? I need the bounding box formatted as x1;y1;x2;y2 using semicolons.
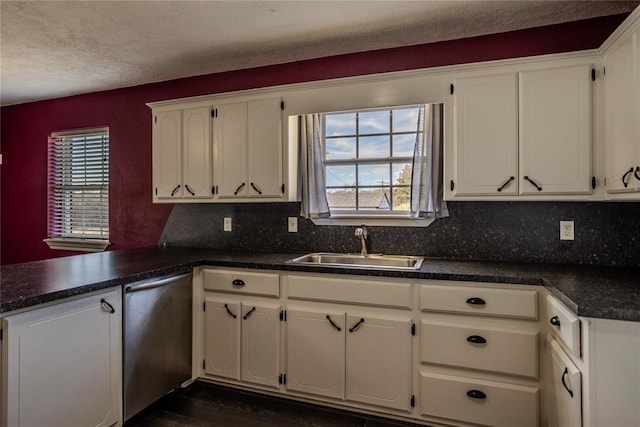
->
125;272;192;293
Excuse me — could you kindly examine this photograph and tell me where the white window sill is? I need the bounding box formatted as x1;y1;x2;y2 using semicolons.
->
44;238;111;252
311;215;435;227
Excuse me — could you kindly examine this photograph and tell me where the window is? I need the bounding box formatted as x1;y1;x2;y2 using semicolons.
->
44;127;110;252
323;106;421;214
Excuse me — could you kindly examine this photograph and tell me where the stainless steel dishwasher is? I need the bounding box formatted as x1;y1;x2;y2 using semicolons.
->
124;272;193;421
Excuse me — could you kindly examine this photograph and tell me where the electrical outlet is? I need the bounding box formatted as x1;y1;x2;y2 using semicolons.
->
288;217;298;233
560;221;574;241
224;217;232;232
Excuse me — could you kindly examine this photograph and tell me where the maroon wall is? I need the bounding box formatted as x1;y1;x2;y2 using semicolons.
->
0;14;627;265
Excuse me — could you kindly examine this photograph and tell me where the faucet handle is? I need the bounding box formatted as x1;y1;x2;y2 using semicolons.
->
355;225;367;237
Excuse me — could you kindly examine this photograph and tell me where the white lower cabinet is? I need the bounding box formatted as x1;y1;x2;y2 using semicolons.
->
546;337;582;427
2;288;122;427
204;295;280;388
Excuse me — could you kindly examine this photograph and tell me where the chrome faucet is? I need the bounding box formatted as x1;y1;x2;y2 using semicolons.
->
355;225;368;255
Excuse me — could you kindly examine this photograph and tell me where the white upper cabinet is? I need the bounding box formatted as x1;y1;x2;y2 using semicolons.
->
449;73;518;196
446;62;595;200
519;65;592;195
604;24;640;197
213;97;284;199
153;107;213;201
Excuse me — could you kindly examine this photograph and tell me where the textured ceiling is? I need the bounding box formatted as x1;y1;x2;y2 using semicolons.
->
1;1;638;106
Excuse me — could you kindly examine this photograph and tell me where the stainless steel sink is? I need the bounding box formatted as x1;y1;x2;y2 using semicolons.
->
288;252;424;270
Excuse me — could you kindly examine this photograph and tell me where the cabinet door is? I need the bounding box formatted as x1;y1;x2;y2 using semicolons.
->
4;289;121;427
286;308;345;399
183;106;213;199
213;102;248;198
204;296;241;380
345;314;412;411
605;31;639;194
241;302;280;388
519;65;592;195
248;98;284;198
153;110;183;199
547;337;582;427
449;73;518;196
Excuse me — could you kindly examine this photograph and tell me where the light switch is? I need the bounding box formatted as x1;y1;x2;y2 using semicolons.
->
288;217;298;233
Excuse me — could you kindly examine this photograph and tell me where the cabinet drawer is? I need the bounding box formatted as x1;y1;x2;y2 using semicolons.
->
287;275;412;308
420;321;538;378
420;283;538;319
419;371;538;427
546;295;581;357
203;269;279;297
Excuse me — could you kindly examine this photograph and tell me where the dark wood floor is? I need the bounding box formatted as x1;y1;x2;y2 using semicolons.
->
126;381;426;427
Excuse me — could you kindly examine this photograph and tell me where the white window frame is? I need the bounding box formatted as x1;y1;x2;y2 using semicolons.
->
44;127;111;252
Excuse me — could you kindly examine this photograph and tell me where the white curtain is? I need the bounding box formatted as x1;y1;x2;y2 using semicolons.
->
298;114;331;219
410;104;449;219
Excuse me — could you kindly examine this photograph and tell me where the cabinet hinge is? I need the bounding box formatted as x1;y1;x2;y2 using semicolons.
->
281;184;285;194
450;83;454;95
203;360;206;370
155;187;158;196
411;323;416;336
281;101;285;111
212;186;215;195
203;301;206;311
591;68;596;82
211;109;219;118
603;66;606;76
0;329;3;341
411;395;415;408
278;373;287;385
155;115;157;124
592;176;596;190
280;310;287;321
450;180;455;191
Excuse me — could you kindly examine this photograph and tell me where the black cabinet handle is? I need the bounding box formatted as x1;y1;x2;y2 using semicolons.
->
185;184;195;196
523;176;542;191
243;306;256;320
550;316;561;327
497;176;514;192
622;167;634;188
348;318;365;333
326;315;341;332
170;185;181;196
561;367;574;398
224;304;237;319
466;390;487;400
100;298;115;314
466;297;486;306
250;182;263;195
466;335;487;344
634;166;640;182
232;279;245;287
234;182;246;195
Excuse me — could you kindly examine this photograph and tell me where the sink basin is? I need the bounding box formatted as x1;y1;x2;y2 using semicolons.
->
288;252;424;270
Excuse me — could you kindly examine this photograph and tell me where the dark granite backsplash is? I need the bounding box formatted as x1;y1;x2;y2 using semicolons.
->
158;201;640;267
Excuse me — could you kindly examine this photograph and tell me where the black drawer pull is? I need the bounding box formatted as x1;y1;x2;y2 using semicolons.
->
466;390;487;400
100;298;115;314
635;166;640;182
550;316;561;327
243;306;256;320
466;297;486;306
524;175;542;191
622;167;634;188
224;304;237;319
234;182;246;195
349;318;365;333
326;315;341;332
170;185;181;196
497;176;514;192
466;335;487;344
561;367;574;398
185;184;195;196
250;182;263;195
232;279;245;287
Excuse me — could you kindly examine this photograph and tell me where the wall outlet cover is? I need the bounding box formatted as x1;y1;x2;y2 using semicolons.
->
224;217;232;232
560;220;574;241
288;217;298;233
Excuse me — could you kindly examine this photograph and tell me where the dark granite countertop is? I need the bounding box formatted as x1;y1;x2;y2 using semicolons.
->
1;246;639;321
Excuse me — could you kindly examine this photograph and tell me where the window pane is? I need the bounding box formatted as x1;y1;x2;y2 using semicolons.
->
327;188;356;209
393;162;412;185
392;107;420;132
359;110;390;135
326;165;356;187
325;137;356;160
358;187;390;209
393;134;416;157
359;163;390;186
359;135;390;158
392;186;411;211
326;113;356;136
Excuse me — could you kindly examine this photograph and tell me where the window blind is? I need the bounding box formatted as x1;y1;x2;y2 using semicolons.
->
48;128;109;240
